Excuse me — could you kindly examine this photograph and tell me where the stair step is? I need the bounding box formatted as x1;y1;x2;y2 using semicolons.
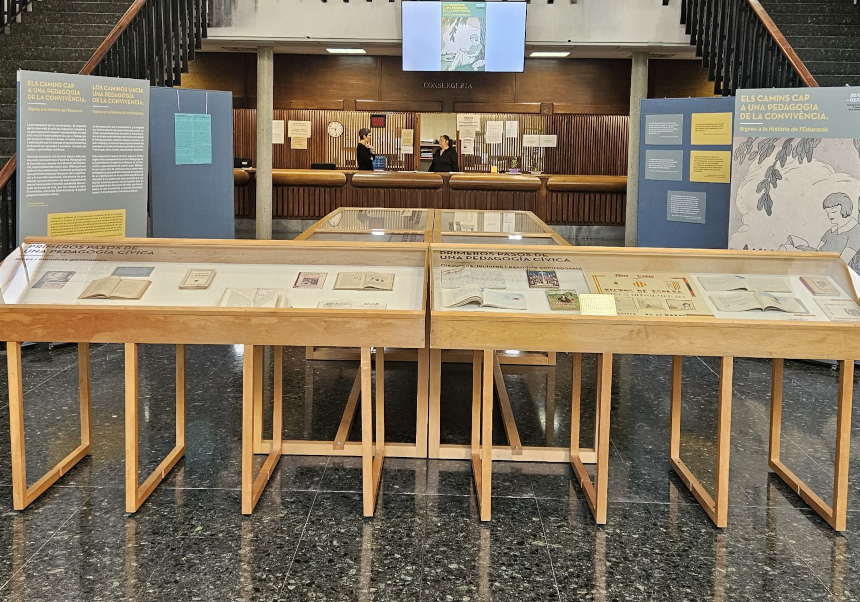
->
813;74;860;87
5;21;119;38
0;32;108;50
0;47;95;65
770;12;860;26
0;59;88;75
795;47;860;63
783;36;860;50
760;2;860;16
0;104;15;121
804;61;860;77
780;23;859;38
22;9;125;27
0;88;16;104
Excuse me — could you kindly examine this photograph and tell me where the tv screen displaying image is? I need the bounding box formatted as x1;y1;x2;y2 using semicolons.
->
402;1;527;73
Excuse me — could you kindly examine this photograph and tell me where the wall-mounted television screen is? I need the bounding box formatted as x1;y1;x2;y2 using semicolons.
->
402;1;527;73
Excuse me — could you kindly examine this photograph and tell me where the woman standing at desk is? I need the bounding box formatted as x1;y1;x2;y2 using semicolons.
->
356;128;375;170
429;135;458;172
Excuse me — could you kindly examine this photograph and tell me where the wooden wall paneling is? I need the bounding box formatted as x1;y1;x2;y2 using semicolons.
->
515;59;631;114
272;55;380;106
544;115;628;176
545;191;626;226
648;59;717;99
234;108;256;164
445;190;538;213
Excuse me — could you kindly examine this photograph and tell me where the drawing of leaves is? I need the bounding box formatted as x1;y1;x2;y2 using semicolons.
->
757;138;777;164
776;138;793;167
758;191;773;215
733;137;756;165
854;139;860;159
764;164;782;189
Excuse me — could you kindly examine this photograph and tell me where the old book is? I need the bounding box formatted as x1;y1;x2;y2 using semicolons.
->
527;269;560;288
815;298;860;321
800;276;840;296
441;286;527;310
78;276;151;300
579;294;617;316
293;272;327;289
317;300;387;310
32;270;75;289
698;274;791;293
710;291;807;314
112;266;155;277
546;290;580;311
218;288;287;308
333;272;394;291
440;266;505;289
179;268;216;290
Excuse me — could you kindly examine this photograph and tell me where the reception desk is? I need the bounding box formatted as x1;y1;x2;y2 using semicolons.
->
234;170;627;227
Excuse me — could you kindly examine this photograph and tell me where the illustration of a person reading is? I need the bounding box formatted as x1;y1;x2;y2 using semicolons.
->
782;192;860;271
447;32;484;71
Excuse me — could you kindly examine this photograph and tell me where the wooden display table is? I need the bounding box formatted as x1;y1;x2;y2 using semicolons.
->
430;244;860;529
0;238;427;517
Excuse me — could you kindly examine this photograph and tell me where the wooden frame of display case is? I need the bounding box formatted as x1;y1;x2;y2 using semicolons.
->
429;244;860;528
0;238;427;517
432;209;568;247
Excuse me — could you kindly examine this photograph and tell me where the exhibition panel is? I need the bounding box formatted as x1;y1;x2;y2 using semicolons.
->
0;238;428;517
429;244;860;528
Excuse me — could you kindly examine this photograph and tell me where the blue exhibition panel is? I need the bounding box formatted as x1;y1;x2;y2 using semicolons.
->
637;96;734;249
149;88;234;239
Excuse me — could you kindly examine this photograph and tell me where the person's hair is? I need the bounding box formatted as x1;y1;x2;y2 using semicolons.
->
359;128;371;140
440;134;454;147
823;192;853;218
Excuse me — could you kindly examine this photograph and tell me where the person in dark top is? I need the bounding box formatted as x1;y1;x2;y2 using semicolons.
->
356;128;375;170
429;134;458;172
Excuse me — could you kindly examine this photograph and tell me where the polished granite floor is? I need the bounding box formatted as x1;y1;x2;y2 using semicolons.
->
0;343;858;601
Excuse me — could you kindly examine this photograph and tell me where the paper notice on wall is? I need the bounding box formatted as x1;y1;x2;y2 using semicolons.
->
460;138;475;154
287;120;311;138
690;112;733;145
689;150;731;183
502;212;517;233
401;128;414;147
272;120;285;144
457;114;481;135
539;135;557;148
175;113;212;165
485;121;503;144
522;134;540;148
47;209;126;237
291;136;308;150
505;121;518;138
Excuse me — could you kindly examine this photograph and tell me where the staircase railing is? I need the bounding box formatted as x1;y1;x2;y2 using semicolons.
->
0;0;207;258
681;0;818;96
1;0;35;34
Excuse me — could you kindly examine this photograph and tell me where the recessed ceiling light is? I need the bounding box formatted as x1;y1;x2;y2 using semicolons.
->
530;51;570;58
326;48;366;54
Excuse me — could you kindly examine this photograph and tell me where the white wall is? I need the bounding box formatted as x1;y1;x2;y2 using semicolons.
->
208;0;690;49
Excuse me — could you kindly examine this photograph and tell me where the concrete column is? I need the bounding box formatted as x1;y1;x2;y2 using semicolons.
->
255;46;274;240
624;52;649;247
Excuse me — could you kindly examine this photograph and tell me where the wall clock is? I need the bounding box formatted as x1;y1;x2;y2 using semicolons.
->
327;121;344;138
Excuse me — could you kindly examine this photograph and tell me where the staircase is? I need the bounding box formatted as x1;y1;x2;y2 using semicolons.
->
757;0;860;87
0;0;137;167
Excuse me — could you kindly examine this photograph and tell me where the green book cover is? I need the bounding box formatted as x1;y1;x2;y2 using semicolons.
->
441;3;486;72
546;290;580;311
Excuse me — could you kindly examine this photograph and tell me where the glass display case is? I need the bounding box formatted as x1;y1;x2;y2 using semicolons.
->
428;243;860;530
433;209;567;246
295;207;433;242
0;238;428;519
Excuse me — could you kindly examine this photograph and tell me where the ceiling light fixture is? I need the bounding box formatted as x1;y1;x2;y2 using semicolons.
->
530;51;570;58
326;48;367;54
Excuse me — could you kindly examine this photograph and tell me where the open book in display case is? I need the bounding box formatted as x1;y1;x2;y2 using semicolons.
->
428;243;860;531
0;238;428;518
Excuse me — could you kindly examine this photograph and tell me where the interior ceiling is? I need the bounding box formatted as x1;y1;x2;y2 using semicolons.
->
203;40;696;60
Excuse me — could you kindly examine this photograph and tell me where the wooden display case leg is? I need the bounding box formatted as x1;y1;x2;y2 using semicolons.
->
8;341;94;511
241;346;283;514
467;350;496;521
415;344;430;458
669;356;733;528
493;353;522;455
252;345;265;454
570;353;613;524
361;347;385;517
125;344;186;513
333;371;362;450
768;358;854;531
428;348;443;458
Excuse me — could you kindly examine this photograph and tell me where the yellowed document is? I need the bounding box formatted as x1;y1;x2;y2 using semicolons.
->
689;151;731;183
47;209;125;237
690;112;733;145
